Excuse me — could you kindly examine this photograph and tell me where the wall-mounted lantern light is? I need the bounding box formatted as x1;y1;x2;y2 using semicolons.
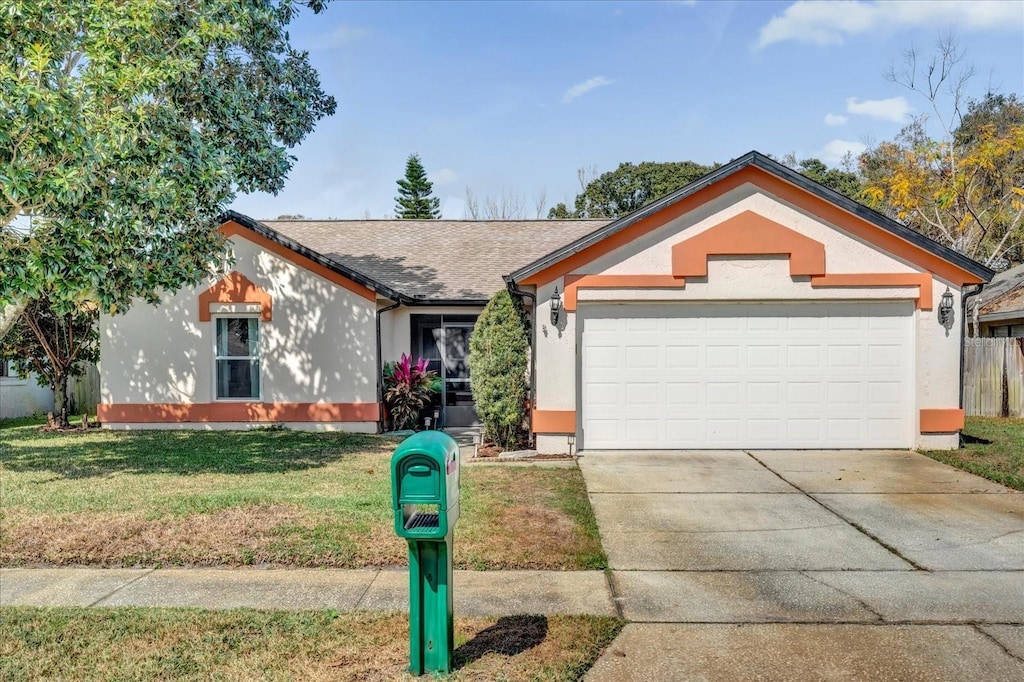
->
938;287;955;331
550;286;562;326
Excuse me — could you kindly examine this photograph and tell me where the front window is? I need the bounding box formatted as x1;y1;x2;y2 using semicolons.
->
215;317;260;399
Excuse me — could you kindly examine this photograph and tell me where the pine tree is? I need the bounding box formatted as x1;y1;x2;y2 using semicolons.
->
394;153;442;219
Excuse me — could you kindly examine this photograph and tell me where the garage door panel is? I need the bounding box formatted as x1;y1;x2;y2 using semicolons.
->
580;303;914;449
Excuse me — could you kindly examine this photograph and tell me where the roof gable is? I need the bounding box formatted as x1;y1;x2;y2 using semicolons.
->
510;151;994;287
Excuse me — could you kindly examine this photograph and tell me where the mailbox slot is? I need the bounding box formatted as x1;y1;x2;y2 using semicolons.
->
404;504;440;530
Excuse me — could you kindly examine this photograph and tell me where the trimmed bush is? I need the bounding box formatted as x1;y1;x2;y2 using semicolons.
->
469;289;529;449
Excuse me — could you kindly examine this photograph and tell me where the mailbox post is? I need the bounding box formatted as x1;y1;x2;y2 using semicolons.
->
390;431;460;675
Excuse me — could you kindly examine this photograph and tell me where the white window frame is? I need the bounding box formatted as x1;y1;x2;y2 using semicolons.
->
212;315;262;401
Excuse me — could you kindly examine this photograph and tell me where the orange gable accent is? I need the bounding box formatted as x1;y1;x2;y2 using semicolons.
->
198;271;272;322
810;273;934;310
671;211;826;278
220;220;377;302
522;167;985;287
564;275;685;312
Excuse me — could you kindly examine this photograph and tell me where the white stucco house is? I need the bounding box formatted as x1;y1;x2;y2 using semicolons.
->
0;361;55;419
98;152;993;450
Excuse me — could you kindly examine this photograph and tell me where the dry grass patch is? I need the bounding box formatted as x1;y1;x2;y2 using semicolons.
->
0;421;605;569
0;607;624;681
922;417;1024;491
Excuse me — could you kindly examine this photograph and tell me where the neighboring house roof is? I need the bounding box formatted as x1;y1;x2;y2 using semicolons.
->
250;216;608;302
507;151;995;286
971;263;1024;320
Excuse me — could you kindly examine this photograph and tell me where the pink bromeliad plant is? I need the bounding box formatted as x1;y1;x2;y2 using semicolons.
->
383;353;439;430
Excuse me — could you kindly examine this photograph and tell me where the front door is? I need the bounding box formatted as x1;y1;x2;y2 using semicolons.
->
411;315;480;427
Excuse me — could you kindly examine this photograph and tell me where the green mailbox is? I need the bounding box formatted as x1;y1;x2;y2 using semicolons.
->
391;431;460;540
390;431;460;676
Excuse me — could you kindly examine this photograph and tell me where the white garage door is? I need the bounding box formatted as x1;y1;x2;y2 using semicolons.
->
580;302;915;449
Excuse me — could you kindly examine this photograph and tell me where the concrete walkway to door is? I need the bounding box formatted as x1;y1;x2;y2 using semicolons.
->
580;449;1024;681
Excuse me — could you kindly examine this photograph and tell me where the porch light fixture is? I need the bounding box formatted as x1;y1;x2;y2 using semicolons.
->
550;286;562;326
938;287;955;330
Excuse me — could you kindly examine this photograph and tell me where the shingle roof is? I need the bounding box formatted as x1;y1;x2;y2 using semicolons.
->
973;263;1024;317
255;218;609;301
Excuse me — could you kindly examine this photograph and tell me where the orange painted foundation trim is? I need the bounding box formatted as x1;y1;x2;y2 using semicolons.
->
532;410;576;434
564;275;685;312
810;273;934;310
522;166;985;288
671;210;826;278
97;402;380;423
920;408;965;433
198;271;272;322
220;220;377;302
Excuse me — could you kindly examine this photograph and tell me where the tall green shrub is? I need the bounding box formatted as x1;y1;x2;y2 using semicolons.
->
469;290;529;449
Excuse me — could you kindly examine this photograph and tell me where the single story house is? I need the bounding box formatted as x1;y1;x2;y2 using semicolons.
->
966;263;1024;338
0;361;55;419
98;152;993;451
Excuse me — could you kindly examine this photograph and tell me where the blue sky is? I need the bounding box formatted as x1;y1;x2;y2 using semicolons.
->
231;0;1024;220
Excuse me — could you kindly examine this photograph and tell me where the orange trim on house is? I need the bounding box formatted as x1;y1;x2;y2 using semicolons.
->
97;402;380;423
810;273;934;310
198;271;273;322
919;408;965;433
532;410;576;434
671;210;826;278
522;168;753;286
564;275;685;312
522;166;985;288
220;220;377;302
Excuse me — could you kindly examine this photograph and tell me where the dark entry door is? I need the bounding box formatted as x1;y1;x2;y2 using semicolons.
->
411;315;480;427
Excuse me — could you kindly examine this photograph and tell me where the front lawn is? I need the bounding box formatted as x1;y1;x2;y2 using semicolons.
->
922;416;1024;490
0;420;605;570
0;607;624;681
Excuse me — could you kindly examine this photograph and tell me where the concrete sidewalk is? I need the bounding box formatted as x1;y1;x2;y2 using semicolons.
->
0;567;616;617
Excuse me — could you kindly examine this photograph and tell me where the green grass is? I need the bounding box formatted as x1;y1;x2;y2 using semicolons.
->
0;418;606;570
0;607;625;681
922;417;1024;490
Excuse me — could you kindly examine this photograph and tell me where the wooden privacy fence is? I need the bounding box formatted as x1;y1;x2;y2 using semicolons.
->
963;337;1024;418
68;362;100;415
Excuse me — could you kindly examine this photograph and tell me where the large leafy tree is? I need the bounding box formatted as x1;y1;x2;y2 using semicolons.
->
860;37;1024;268
862;94;1024;268
394;153;441;219
549;160;718;219
0;0;336;425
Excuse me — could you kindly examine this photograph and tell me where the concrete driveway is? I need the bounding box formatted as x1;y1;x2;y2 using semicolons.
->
580;450;1024;681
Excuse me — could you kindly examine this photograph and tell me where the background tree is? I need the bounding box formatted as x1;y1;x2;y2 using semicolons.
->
781;155;865;200
860;37;1024;267
468;290;529;450
0;298;99;427
394;154;441;219
0;0;336;425
550;160;719;219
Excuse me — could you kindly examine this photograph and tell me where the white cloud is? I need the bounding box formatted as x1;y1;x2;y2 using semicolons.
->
756;1;1023;49
824;113;848;126
563;76;614;104
846;96;913;122
310;25;370;50
431;168;458;186
818;139;867;165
